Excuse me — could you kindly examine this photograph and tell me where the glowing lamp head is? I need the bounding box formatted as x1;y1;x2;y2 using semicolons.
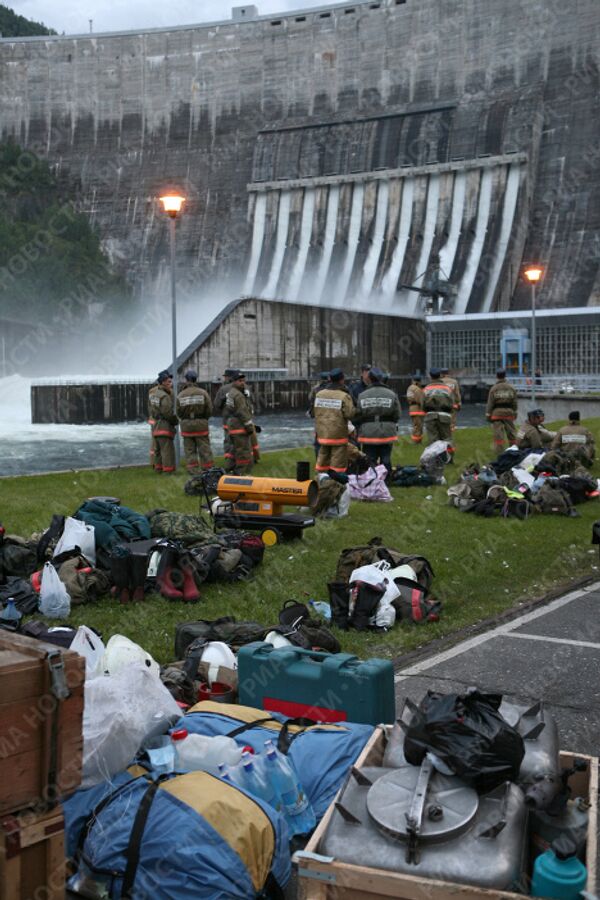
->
524;265;543;284
159;195;185;218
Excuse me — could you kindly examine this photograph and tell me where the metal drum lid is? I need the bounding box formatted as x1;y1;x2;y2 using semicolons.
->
366;767;479;843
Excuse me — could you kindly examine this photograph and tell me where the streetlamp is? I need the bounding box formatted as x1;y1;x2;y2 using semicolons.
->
159;193;185;465
523;265;544;404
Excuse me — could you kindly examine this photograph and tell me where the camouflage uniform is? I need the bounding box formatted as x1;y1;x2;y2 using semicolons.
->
176;383;213;473
551;423;595;466
148;382;160;469
149;383;178;473
214;379;234;470
224;384;255;474
422;378;454;446
442;374;461;432
516;421;556;451
486;379;518;450
406;381;425;444
313;384;356;473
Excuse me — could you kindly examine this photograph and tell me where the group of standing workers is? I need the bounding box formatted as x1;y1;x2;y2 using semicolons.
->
148;367;260;475
148;362;595;478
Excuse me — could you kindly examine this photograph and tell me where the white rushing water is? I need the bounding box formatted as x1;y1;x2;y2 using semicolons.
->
312;184;340;304
242;192;267;296
263;190;291;298
381;177;415;305
359;181;389;298
287;187;316;304
438;170;467;280
481;164;521;312
334;183;364;306
403;174;440;315
455;167;493;314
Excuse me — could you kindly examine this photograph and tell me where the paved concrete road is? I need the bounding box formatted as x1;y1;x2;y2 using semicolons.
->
395;581;600;755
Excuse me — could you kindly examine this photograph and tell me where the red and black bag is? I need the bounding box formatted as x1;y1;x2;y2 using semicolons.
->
392;577;442;624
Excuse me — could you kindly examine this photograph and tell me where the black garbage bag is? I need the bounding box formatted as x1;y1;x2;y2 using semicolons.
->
403;689;525;792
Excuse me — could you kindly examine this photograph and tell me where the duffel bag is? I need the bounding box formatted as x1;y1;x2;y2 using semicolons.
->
178;701;374;820
63;767;290;899
392;577;442;624
175;617;269;659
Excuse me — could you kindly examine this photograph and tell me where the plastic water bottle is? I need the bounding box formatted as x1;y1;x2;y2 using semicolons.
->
263;740;316;835
530;836;587;899
237;750;279;810
0;598;22;626
309;600;331;621
170;729;242;775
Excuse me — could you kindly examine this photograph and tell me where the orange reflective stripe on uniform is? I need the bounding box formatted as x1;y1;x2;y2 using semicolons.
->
409;410;426;416
181;430;209;437
359;436;398;444
410;435;423;442
423;384;452;394
491;415;515;421
318;437;348;446
153;429;175;437
228;428;248;435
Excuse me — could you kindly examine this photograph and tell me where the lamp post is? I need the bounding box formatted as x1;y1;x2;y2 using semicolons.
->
523;265;543;405
159;193;185;465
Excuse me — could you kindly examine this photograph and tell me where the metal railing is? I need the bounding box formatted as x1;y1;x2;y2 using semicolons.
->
509;375;600;394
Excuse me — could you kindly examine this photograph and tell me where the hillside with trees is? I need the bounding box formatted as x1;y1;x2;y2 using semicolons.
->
0;141;131;325
0;3;55;36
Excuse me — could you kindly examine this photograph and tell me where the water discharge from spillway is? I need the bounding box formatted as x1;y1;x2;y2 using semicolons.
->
455;168;493;315
481;164;521;312
243;192;267;296
381;177;415;307
264;190;291;298
288;187;316;304
334;183;364;306
360;181;389;298
313;185;340;304
438;171;466;280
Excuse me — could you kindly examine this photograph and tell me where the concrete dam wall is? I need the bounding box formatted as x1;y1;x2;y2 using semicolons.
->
1;0;599;312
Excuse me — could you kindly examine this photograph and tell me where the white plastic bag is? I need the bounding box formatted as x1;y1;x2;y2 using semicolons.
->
70;625;105;680
39;562;71;619
373;594;396;629
53;516;96;565
82;664;180;788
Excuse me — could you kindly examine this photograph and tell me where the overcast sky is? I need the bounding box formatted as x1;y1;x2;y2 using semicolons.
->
10;0;337;35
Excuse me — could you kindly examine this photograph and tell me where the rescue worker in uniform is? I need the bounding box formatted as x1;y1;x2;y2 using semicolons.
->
308;372;330;458
148;370;178;474
486;369;518;451
213;368;237;470
242;381;261;464
551;411;595;466
350;363;371;404
223;371;256;474
422;368;454;447
313;368;355;474
176;369;213;474
147;379;160;469
441;367;461;438
355;367;401;475
516;409;556;451
406;373;425;444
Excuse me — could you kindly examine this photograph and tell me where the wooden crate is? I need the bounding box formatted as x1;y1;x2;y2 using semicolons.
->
0;631;84;815
0;805;65;900
295;727;598;900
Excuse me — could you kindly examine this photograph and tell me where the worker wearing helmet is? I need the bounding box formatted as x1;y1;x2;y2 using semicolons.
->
176;369;213;474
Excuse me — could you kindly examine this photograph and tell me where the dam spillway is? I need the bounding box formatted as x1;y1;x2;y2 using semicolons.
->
0;0;599;312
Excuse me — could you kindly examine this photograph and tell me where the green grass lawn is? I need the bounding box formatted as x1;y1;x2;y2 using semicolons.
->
2;420;599;665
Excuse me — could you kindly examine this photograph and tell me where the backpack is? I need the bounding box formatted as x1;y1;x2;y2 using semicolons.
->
63;767;291;899
390;466;437;488
533;482;576;516
0;535;38;580
175;616;269;659
392;578;442;624
557;474;596;505
56;555;111;605
276;600;341;652
448;483;476;511
146;509;213;545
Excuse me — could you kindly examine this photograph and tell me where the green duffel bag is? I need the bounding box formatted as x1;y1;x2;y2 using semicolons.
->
174;616;269;659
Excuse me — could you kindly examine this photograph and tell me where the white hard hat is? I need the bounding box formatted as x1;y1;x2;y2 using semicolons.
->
102;634;159;678
200;641;237;684
264;630;293;650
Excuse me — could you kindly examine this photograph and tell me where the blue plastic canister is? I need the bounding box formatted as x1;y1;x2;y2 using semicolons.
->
530;836;587;899
237;643;395;725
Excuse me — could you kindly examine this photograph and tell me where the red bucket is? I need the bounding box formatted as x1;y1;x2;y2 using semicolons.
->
197;681;235;704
